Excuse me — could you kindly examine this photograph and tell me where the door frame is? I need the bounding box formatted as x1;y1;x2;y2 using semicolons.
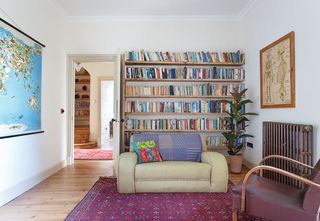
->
98;77;114;147
66;54;119;165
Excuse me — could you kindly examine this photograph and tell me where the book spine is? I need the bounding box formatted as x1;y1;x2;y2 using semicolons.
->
125;118;226;131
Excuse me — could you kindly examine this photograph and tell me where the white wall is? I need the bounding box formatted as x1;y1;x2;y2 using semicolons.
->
0;0;66;206
2;0;319;207
64;19;242;54
81;62;114;145
241;0;320;165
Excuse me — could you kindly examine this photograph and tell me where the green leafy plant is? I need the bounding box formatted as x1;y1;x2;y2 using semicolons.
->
222;88;257;155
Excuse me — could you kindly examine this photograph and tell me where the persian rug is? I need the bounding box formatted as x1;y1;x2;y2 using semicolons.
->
65;178;262;221
74;149;113;160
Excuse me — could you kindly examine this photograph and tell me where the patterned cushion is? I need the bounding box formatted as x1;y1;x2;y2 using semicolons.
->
132;140;162;164
132;133;202;162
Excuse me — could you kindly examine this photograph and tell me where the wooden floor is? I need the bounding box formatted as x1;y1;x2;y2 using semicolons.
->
0;160;249;221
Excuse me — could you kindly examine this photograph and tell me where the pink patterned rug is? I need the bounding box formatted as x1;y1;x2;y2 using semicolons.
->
65;178;262;221
74;149;113;160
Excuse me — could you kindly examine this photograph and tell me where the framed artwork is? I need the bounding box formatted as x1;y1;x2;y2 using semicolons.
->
0;18;45;138
260;31;295;108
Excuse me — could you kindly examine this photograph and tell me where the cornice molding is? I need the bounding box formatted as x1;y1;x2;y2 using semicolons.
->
48;0;257;23
67;15;241;23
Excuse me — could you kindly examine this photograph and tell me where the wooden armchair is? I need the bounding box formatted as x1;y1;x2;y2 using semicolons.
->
232;155;320;221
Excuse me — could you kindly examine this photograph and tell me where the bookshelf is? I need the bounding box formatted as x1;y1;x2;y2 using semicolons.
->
120;50;245;154
75;72;90;126
125;61;243;66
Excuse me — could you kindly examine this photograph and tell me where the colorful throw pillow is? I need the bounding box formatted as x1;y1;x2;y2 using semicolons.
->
131;140;162;164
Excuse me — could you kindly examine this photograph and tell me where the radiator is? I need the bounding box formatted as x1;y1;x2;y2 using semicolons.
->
262;122;313;189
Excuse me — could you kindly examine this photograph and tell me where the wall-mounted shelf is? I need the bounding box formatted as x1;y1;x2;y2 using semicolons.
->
125;61;244;67
120;51;245;153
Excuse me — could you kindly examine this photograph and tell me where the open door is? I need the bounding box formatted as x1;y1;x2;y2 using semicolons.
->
112;54;121;176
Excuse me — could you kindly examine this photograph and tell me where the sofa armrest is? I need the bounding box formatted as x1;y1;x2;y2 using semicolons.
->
201;152;229;193
117;152;137;193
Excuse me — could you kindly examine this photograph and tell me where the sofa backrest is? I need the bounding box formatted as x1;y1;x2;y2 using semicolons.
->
131;133;203;162
303;159;320;214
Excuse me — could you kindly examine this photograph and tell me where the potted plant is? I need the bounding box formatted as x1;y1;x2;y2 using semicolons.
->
222;88;257;173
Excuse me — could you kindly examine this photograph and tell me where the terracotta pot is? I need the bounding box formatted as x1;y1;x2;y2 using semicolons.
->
229;155;243;174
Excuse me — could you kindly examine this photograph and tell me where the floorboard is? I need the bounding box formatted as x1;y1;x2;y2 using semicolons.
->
0;160;249;221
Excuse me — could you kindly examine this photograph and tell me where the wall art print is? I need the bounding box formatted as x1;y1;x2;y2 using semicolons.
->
0;18;45;138
260;31;295;108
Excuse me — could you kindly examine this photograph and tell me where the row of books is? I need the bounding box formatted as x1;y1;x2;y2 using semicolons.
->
125;67;245;80
126;50;242;63
125;117;226;131
123;132;227;148
187;67;245;80
125;84;245;97
125;100;240;114
206;136;226;147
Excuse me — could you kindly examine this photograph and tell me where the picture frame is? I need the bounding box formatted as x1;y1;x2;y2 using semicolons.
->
0;18;45;139
260;31;295;108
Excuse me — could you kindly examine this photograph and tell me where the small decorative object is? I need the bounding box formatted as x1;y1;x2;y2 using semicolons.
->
260;31;295;108
0;18;45;138
222;88;257;173
131;140;162;164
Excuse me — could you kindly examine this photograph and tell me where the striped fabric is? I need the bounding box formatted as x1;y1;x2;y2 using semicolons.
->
131;133;202;162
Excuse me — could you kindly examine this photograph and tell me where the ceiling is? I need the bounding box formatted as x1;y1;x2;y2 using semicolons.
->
51;0;255;20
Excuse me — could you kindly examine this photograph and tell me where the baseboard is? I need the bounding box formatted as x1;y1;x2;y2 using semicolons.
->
0;159;66;207
243;159;256;169
66;155;73;165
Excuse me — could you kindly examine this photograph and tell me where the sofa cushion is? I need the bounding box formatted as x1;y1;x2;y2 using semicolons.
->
132;140;162;164
131;133;202;162
135;161;211;181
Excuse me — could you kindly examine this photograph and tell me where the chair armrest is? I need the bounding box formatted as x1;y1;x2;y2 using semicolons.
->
117;152;137;193
241;165;320;212
259;155;313;169
201;152;228;192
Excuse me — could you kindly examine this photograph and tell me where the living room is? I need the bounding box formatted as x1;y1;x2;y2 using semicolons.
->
0;0;319;220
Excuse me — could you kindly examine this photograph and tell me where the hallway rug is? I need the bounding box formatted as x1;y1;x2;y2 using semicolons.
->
65;178;262;221
74;149;113;160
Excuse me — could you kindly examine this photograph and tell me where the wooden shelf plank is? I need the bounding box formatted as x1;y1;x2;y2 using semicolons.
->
207;145;227;150
75;91;90;94
125;95;233;99
124;112;226;116
75;98;90;101
124;129;228;133
125;79;244;82
125;61;244;67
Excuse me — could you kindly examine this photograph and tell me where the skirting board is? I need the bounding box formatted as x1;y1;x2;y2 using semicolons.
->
0;160;66;207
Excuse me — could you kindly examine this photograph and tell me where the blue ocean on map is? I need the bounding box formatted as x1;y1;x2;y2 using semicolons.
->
0;25;42;136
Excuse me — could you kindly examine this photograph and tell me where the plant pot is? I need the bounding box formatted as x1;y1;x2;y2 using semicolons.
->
229;155;243;174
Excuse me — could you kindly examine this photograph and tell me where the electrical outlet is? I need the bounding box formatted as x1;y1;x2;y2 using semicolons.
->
247;142;253;148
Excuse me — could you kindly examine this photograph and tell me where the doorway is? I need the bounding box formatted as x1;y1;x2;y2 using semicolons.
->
100;79;114;150
66;55;121;167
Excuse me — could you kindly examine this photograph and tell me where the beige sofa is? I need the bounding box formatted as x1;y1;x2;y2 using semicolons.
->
117;139;229;193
